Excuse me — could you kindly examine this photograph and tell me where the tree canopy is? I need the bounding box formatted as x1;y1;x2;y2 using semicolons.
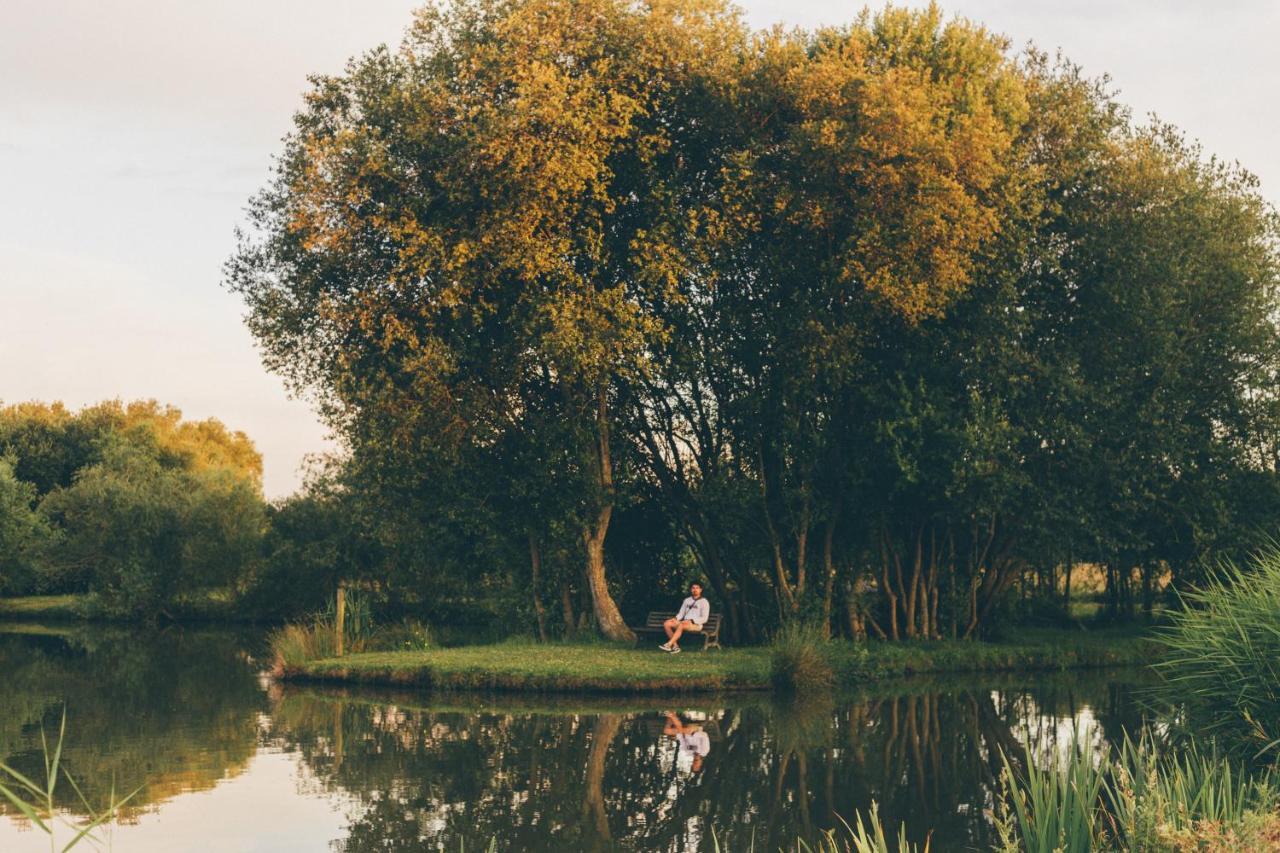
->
228;0;1280;640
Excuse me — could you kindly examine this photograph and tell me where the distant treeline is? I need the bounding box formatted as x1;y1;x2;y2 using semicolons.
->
0;401;267;617
219;0;1280;642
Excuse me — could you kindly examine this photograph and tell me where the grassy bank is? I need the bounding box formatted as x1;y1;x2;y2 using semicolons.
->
0;591;254;623
285;627;1162;694
0;594;88;620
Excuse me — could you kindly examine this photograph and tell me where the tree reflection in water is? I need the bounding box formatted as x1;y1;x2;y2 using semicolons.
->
0;626;265;820
268;672;1154;852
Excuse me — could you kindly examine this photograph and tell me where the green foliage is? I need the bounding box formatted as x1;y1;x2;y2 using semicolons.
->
1156;546;1280;754
0;455;56;595
40;433;265;619
368;618;434;653
1105;735;1278;848
986;733;1280;852
838;805;924;853
712;806;923;853
0;400;262;496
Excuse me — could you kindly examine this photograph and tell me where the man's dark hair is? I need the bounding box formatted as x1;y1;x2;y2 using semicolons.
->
690;582;703;590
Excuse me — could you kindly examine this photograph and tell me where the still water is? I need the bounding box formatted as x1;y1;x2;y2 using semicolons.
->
0;625;1155;852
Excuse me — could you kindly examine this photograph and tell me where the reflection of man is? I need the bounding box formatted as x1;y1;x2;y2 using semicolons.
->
663;712;710;773
659;583;709;654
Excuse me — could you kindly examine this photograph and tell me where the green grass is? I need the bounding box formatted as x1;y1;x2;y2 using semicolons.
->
0;590;258;623
829;627;1162;682
288;627;1161;694
0;594;87;620
291;641;775;692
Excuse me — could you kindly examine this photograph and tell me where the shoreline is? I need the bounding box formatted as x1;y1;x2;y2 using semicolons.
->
282;628;1162;695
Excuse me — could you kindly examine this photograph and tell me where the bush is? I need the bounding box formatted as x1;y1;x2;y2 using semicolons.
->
770;621;834;692
1156;547;1280;754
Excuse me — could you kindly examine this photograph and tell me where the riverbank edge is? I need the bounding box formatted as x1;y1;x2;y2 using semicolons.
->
284;629;1163;694
0;593;262;624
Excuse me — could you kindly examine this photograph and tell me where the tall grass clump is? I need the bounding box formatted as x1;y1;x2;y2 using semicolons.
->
269;588;374;672
770;621;835;692
1156;547;1280;754
268;617;343;674
270;589;435;674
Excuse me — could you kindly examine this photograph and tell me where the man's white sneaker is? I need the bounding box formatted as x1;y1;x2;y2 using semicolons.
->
659;642;673;651
668;646;681;654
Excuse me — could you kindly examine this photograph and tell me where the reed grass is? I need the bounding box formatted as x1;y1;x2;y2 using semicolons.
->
1156;546;1280;754
710;805;925;853
269;617;346;673
995;743;1103;853
988;732;1278;852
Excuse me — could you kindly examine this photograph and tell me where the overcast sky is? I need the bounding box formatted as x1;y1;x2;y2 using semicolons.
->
3;0;1277;498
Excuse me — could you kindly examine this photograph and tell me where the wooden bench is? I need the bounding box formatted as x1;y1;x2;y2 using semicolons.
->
630;611;723;651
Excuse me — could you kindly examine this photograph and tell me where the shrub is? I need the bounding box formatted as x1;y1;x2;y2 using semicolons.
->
1156;546;1280;754
770;621;834;692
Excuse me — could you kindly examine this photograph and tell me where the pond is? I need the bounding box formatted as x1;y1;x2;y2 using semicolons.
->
0;625;1156;852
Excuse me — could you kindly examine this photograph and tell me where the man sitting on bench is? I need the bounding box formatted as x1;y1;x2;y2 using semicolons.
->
660;583;709;654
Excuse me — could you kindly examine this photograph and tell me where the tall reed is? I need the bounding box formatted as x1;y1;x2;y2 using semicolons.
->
989;732;1278;851
1156;546;1280;754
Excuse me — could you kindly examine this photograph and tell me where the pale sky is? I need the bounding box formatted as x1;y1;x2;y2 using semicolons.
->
2;0;1277;498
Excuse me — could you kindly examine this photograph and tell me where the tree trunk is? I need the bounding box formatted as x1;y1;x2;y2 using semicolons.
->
583;524;634;642
583;714;621;841
335;583;346;657
561;583;576;638
821;517;837;638
905;528;922;639
1063;551;1073;617
583;388;634;643
880;535;900;641
529;532;549;642
1141;564;1155;616
759;444;797;615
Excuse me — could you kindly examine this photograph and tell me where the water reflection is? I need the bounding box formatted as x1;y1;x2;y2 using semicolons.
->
663;712;711;774
268;674;1154;852
0;627;1155;852
0;625;265;822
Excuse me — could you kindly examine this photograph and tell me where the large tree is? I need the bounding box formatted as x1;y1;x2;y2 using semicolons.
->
228;0;750;640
